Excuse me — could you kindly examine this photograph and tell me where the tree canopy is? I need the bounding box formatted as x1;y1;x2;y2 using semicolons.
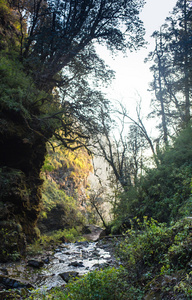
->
1;0;145;149
19;0;145;89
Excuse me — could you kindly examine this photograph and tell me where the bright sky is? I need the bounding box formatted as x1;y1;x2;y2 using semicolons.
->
96;0;178;134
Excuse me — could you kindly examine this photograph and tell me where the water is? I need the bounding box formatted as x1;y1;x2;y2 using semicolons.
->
0;241;114;292
37;241;111;289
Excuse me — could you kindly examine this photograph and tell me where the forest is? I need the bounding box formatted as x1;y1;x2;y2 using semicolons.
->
0;0;192;299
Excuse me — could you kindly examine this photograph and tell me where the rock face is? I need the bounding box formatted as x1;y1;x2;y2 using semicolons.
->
37;145;93;234
0;110;48;261
38;203;67;232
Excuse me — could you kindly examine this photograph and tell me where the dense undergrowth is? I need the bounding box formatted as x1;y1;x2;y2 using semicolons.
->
24;217;192;299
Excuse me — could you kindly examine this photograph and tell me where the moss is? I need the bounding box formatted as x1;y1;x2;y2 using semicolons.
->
0;117;47;259
0;167;29;201
0;0;20;51
0;221;26;262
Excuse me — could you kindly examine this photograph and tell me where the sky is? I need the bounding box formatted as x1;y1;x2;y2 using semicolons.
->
96;0;178;135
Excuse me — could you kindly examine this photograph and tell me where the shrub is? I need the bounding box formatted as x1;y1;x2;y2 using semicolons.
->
117;217;192;278
116;218;172;276
28;267;144;300
26;227;83;256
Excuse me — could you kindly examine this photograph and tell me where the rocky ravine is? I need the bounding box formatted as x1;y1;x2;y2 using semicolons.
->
0;228;118;299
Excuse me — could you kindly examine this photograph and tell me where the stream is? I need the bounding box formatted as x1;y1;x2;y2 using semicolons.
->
0;228;118;298
34;241;114;289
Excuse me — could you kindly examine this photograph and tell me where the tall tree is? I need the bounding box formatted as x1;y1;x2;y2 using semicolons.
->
171;0;192;124
13;0;145;90
147;31;168;145
147;0;192;137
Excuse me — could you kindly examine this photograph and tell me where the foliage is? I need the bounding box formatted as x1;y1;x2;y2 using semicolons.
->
112;186;140;224
19;0;145;85
0;0;21;50
37;141;98;241
42;141;93;182
0;51;61;141
0;227;21;261
174;272;192;298
112;126;192;226
116;217;192;298
39;177;86;230
26;227;82;256
0;0;145;150
139;163;192;223
138;126;192;223
0;52;37;116
40;142;93;229
0;0;141;155
63;267;126;300
117;218;171;273
27;267;144;300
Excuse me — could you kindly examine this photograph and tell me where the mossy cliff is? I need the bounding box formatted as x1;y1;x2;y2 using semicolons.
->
0;108;49;261
0;52;54;261
38;144;93;233
0;2;51;261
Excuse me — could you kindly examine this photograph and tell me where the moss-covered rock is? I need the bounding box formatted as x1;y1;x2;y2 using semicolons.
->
0;109;48;261
0;221;25;262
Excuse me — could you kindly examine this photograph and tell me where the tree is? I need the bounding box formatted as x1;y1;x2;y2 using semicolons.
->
31;43;115;150
92;101;149;191
89;187;109;229
146;31;169;145
5;0;146;149
16;0;145;89
147;0;192;136
135;125;192;224
171;0;192;125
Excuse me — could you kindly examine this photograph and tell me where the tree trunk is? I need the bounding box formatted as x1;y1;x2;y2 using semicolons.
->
183;0;190;125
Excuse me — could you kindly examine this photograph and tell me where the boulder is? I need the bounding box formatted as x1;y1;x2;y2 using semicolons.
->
99;229;107;239
27;259;44;268
0;275;34;289
68;261;84;267
82;225;92;234
59;271;79;283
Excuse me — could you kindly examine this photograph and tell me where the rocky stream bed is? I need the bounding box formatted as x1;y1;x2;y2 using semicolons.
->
0;226;119;299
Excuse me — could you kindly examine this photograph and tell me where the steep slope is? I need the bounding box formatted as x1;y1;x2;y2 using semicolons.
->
38;144;93;233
